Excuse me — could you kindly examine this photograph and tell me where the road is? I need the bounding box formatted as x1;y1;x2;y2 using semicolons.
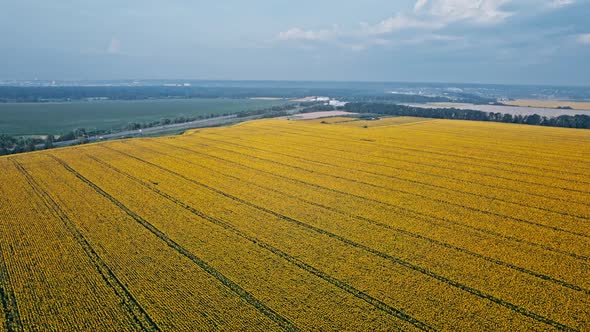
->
37;114;245;149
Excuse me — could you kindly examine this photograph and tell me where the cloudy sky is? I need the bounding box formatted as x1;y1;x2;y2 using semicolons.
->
1;0;589;85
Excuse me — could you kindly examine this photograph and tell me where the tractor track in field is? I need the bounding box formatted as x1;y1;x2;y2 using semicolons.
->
87;154;435;331
267;125;590;181
227;128;590;207
255;126;590;194
143;140;590;262
92;148;590;296
101;145;577;332
49;155;299;332
193;133;590;222
12;159;160;332
0;242;22;332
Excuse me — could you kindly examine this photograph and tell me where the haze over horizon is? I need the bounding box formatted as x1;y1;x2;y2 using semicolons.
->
2;0;589;86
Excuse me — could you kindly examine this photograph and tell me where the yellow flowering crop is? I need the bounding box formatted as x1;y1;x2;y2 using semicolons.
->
1;117;589;330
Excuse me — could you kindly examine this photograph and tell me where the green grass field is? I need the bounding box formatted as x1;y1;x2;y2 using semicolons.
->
0;98;289;135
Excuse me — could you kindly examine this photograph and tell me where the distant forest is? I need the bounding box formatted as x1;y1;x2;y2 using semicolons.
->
0;86;359;102
0;86;494;104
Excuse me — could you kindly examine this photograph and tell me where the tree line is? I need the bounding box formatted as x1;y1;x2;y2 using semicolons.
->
0;135;53;155
343;103;590;129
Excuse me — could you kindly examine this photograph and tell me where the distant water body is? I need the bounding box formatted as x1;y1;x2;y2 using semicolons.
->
406;103;590;117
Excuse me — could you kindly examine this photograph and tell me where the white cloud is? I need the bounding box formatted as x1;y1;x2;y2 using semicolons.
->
547;0;575;8
278;27;337;41
359;0;513;38
422;0;514;24
362;14;444;35
414;0;429;11
277;0;514;49
407;33;463;44
107;38;121;54
576;33;590;44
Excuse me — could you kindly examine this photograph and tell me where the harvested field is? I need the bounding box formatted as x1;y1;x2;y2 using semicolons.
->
307;116;434;128
505;99;590;110
281;111;356;120
408;102;590;117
